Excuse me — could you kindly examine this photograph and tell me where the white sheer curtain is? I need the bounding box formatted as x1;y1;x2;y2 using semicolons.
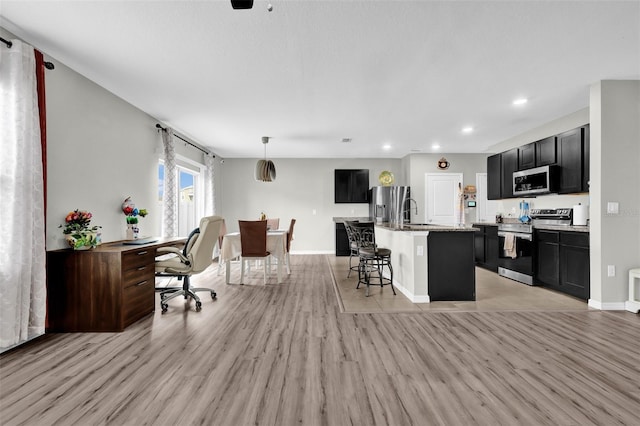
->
204;154;216;216
0;40;47;351
162;127;178;237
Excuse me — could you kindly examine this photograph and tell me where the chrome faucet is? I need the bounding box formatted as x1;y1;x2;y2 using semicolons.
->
404;198;418;216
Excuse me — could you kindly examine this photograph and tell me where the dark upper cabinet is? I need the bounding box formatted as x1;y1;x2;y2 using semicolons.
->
487;124;588;200
501;148;518;199
558;126;587;194
518;142;536;170
536;136;557;166
487;154;502;200
335;169;369;203
582;125;590;192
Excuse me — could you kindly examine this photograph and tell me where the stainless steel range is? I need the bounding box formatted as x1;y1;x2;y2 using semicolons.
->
497;208;573;286
497;222;534;285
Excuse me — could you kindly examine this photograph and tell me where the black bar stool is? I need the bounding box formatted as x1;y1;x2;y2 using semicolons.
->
354;222;395;297
344;220;361;278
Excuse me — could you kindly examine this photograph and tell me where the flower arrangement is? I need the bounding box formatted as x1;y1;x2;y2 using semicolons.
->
122;197;148;224
60;209;101;249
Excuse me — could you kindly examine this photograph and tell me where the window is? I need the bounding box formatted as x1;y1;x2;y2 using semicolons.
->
158;157;204;236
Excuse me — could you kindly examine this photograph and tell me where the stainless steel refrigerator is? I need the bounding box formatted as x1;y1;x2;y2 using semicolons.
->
369;186;411;224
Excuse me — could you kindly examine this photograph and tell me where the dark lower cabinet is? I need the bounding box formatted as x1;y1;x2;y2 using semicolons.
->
535;230;560;287
559;232;590;299
535;230;589;300
335;223;350;256
474;224;498;272
428;232;475;301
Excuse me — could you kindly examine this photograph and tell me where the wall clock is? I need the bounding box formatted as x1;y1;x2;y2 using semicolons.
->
437;157;450;170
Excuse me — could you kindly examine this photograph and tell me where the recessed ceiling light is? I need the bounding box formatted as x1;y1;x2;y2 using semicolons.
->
462;127;473;134
382;144;392;151
432;144;440;150
513;98;528;106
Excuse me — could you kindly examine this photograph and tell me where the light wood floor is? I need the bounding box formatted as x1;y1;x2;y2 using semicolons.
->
1;255;639;426
330;256;590;313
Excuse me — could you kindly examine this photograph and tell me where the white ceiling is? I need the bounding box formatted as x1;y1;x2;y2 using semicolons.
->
1;1;639;158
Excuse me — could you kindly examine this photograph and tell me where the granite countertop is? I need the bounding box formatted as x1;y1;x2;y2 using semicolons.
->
332;216;372;223
533;224;589;233
376;223;478;232
471;222;589;233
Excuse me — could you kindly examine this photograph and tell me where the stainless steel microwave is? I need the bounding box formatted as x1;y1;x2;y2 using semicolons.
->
513;165;559;196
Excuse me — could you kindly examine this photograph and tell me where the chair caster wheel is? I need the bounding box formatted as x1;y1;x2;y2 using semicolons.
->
195;301;202;311
161;303;168;312
211;291;217;300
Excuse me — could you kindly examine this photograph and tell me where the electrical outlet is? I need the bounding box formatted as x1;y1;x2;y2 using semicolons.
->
416;245;424;256
312;209;316;215
607;265;616;277
607;202;619;215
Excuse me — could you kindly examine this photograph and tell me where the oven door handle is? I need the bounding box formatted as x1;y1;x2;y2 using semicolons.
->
498;231;532;241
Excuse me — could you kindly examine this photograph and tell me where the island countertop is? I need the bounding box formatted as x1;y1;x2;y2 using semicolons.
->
376;223;479;232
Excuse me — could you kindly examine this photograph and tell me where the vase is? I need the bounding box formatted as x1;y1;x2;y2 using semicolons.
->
66;231;97;250
126;224;140;240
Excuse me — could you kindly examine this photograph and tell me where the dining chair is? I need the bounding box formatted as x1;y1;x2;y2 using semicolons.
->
284;218;296;274
217;218;229;275
238;220;270;284
266;218;280;230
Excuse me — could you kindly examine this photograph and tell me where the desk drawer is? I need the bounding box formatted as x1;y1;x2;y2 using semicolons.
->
123;277;155;326
123;266;154;289
122;249;156;270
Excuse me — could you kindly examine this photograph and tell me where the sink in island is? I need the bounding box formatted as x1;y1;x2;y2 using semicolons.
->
373;223;478;303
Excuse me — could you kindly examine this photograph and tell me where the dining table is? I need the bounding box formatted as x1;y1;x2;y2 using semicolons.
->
220;230;288;284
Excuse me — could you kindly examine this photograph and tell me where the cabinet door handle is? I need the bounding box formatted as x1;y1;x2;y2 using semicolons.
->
135;280;149;287
137;251;148;256
137;266;146;271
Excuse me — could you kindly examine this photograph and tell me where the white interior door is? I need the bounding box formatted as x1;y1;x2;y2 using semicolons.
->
425;173;463;225
476;173;498;222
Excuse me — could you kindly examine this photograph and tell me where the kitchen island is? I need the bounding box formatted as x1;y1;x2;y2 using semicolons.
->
374;223;477;303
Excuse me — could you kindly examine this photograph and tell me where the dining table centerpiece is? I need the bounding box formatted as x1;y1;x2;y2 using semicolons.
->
61;209;101;250
122;197;148;239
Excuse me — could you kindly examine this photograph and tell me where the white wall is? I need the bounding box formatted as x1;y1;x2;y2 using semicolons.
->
405;153;489;224
589;80;640;308
217;158;400;253
0;27;217;250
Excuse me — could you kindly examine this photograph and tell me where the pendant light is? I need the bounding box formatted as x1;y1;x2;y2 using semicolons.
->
255;136;276;182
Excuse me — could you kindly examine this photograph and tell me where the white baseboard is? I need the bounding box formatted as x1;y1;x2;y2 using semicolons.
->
625;300;640;313
588;299;627;310
291;250;335;255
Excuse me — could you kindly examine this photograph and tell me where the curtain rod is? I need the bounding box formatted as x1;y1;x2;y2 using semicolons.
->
155;124;214;157
1;36;55;69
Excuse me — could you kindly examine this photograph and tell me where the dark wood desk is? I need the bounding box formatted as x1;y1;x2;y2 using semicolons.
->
46;237;185;332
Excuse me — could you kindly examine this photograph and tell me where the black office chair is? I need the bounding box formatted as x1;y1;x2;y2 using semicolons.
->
155;215;223;312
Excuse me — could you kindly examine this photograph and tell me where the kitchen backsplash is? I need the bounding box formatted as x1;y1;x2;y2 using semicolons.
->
496;193;590;219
